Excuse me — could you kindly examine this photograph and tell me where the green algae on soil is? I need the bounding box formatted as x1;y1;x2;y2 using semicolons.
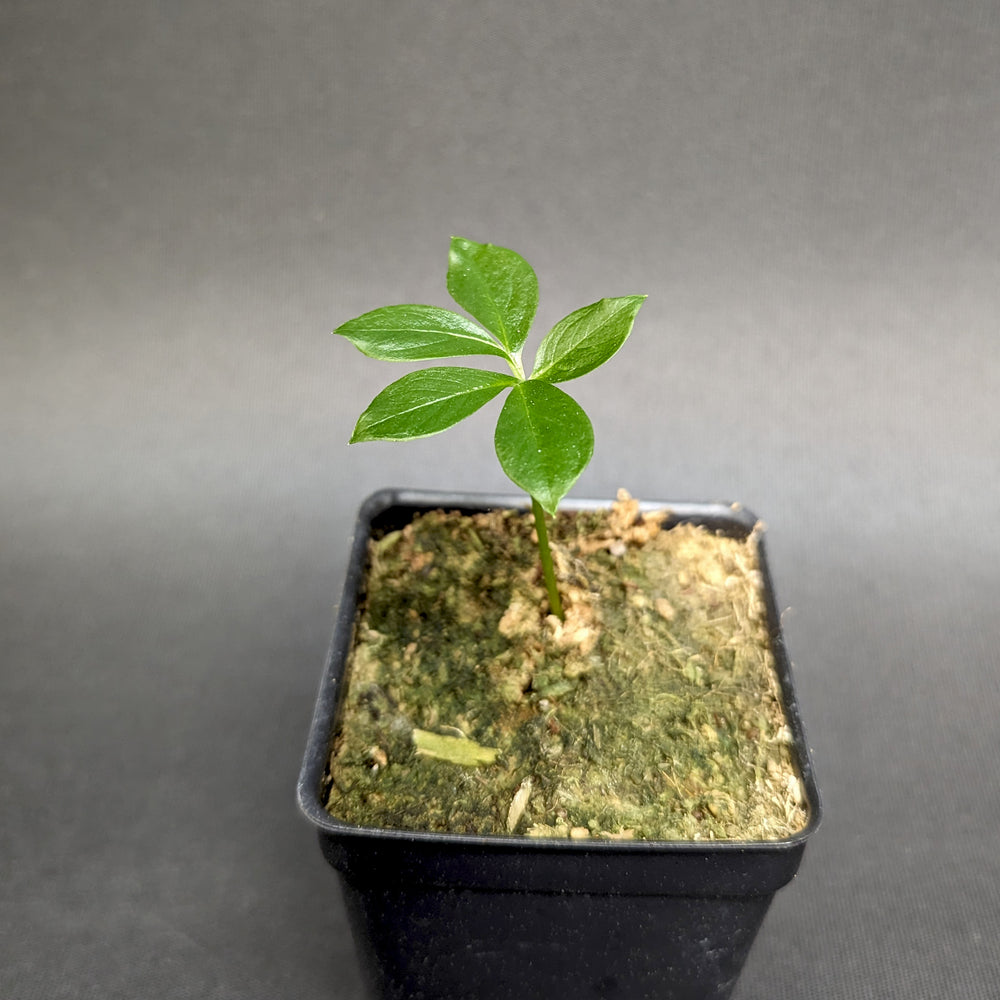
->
323;493;809;841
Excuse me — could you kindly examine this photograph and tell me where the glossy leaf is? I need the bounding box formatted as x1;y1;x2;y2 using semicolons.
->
447;237;538;355
335;305;508;362
351;367;517;442
494;380;594;515
531;295;646;383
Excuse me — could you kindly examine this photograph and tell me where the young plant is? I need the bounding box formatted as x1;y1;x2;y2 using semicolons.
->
335;236;645;620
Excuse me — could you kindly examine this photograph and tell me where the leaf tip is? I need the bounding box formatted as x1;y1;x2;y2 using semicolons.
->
349;415;375;444
536;495;560;517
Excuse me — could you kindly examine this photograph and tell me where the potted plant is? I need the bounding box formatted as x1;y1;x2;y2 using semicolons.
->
298;237;821;1000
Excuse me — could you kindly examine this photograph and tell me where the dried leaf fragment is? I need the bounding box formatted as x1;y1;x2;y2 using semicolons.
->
506;776;533;832
412;728;499;766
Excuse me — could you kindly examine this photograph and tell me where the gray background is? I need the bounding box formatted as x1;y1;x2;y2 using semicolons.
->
3;2;999;997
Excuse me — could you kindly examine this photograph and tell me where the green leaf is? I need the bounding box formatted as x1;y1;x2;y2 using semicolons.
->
335;305;509;362
447;237;538;355
531;295;646;383
351;367;517;442
494;380;594;515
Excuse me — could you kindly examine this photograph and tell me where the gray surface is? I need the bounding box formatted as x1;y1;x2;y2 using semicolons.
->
3;2;999;997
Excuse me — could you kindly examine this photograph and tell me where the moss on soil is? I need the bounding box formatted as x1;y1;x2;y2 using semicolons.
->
323;493;808;841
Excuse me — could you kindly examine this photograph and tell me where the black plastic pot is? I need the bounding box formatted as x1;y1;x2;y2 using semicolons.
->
298;489;821;1000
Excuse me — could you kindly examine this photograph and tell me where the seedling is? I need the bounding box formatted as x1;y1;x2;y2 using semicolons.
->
335;236;645;619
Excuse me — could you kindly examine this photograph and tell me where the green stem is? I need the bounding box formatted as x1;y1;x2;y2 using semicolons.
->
505;351;526;380
531;497;564;621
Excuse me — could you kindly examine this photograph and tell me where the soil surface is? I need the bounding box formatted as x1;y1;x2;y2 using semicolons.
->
324;492;809;841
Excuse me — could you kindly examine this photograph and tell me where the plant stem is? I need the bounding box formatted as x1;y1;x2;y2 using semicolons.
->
531;496;564;621
505;352;526;380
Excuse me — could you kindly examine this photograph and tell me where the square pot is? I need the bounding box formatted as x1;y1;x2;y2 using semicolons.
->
298;489;821;1000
